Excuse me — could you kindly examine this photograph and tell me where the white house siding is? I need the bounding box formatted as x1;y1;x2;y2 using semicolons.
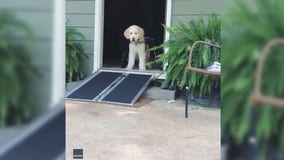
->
172;0;222;25
66;0;95;75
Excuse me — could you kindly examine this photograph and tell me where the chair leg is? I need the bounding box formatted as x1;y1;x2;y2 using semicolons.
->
185;72;189;118
249;107;258;159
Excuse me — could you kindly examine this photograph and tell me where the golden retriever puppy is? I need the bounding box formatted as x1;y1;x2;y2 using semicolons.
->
124;25;150;70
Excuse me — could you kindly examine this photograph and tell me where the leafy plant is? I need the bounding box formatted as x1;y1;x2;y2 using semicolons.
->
151;14;221;99
0;11;36;127
66;25;87;82
222;0;284;157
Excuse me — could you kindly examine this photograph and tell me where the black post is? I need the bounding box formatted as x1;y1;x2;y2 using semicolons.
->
185;72;189;118
249;107;258;160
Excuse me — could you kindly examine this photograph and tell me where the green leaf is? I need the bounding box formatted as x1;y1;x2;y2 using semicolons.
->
152;14;220;100
65;25;88;82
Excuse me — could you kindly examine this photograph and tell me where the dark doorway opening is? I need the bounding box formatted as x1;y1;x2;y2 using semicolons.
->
103;0;166;69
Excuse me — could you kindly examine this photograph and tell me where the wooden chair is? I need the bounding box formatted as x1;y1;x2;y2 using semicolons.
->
185;41;221;118
251;38;284;108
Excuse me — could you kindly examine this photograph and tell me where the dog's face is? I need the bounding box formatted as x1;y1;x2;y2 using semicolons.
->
124;25;144;43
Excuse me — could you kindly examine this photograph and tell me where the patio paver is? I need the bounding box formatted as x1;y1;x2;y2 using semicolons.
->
66;99;220;160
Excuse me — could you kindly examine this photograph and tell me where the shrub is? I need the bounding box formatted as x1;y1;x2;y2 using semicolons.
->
151;14;221;99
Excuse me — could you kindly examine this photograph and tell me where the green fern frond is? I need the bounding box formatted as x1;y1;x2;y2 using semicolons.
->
151;14;220;100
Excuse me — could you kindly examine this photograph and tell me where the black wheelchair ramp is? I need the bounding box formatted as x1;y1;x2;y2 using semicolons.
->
66;71;153;106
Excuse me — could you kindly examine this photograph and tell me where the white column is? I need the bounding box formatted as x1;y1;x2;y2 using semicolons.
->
93;0;105;72
163;0;172;71
50;0;65;108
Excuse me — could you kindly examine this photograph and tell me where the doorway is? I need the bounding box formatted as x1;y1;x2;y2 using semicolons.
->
102;0;166;69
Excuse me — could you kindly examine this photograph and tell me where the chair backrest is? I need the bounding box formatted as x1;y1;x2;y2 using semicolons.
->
251;38;284;108
187;40;221;76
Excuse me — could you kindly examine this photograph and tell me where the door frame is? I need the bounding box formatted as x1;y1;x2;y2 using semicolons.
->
93;0;172;72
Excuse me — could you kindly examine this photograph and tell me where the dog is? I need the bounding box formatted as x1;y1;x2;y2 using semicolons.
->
123;25;150;70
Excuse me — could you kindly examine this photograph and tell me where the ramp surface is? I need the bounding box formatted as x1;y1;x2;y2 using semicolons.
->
67;71;153;105
100;74;152;105
67;72;122;100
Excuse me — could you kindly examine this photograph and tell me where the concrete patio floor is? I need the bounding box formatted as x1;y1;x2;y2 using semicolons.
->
66;99;220;160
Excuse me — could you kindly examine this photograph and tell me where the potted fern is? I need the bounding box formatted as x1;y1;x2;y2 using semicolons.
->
151;14;221;105
222;0;284;159
0;11;36;127
66;25;87;83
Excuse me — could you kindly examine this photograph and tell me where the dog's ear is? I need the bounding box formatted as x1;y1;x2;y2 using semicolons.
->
137;26;145;39
124;27;130;39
